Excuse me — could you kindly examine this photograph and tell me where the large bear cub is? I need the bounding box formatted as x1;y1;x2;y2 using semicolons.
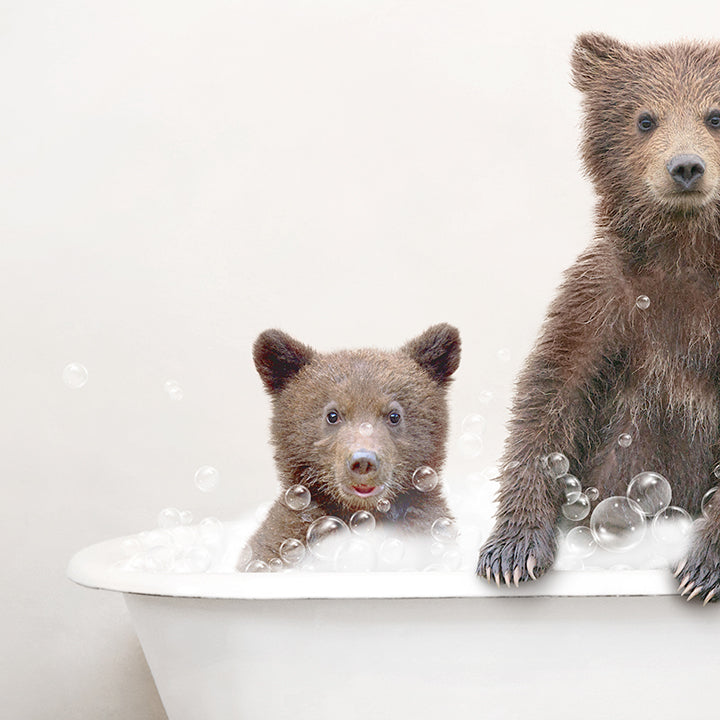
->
478;34;720;603
243;323;461;569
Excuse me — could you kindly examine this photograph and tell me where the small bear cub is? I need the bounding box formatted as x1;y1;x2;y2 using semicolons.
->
241;323;461;570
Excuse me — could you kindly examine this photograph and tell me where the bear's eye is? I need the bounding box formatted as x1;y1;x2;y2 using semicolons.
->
637;113;656;133
706;110;720;129
326;410;340;425
388;410;402;425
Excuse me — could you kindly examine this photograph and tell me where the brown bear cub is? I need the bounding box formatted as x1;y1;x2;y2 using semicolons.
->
478;33;720;603
243;323;461;569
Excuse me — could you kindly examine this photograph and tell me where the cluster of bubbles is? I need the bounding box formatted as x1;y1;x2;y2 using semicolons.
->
546;450;715;570
121;511;226;573
241;479;464;573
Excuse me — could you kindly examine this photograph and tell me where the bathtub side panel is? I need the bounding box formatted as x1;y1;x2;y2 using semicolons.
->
125;594;719;720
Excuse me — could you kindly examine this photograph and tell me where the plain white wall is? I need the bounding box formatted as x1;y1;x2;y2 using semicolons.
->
3;1;720;717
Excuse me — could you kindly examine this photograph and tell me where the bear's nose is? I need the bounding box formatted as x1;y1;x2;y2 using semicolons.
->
666;154;705;190
347;450;378;476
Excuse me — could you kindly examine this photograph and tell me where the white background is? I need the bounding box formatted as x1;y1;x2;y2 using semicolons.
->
3;1;719;718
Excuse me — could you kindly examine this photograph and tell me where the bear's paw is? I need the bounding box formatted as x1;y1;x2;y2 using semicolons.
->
674;535;720;605
477;522;556;586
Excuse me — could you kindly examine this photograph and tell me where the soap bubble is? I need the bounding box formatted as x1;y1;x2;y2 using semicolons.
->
358;422;373;437
430;541;445;557
157;507;183;529
236;544;252;569
462;414;487;436
652;506;692;545
163;380;184;401
478;390;494;404
245;560;270;572
458;432;483;458
279;538;306;565
194;465;219;492
431;517;458;543
565;526;596;558
442;547;463;571
544;452;570;478
334;539;375;571
585;486;599;501
145;545;175;572
713;464;720;479
179;510;193;525
559;474;582;503
306;516;350;559
349;510;376;535
497;348;511;362
701;487;718;519
617;433;632;448
479;465;502;481
635;295;651;310
199;517;223;543
268;558;284;572
62;362;88;389
376;498;391;513
590;496;647;552
412;466;439;492
626;471;671;516
379;537;405;564
561;493;590;521
180;546;212;573
284;484;311;511
692;518;707;534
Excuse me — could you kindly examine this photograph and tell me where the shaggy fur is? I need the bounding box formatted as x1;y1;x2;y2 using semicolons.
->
243;324;461;567
477;33;720;602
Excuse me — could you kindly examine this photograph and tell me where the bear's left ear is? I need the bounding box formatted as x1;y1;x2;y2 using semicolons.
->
402;324;461;385
253;329;315;394
571;33;630;91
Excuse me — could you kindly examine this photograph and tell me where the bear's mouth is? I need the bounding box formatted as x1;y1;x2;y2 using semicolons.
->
350;483;385;497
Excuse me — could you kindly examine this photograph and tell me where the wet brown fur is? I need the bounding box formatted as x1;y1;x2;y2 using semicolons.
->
478;34;720;602
243;324;461;567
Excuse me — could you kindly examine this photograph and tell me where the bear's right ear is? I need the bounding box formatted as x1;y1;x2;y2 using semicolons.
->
571;33;629;91
402;323;461;385
253;329;315;394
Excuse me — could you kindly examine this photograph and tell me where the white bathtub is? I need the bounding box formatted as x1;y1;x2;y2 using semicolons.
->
68;534;719;720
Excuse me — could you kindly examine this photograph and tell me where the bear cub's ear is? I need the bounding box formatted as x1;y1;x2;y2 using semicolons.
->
253;329;315;394
571;33;629;91
402;323;461;385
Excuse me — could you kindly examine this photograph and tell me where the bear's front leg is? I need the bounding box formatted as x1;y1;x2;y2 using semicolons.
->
477;458;559;585
675;501;720;604
476;244;626;586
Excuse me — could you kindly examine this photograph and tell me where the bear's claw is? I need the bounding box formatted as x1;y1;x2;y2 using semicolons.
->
674;535;720;604
477;523;556;586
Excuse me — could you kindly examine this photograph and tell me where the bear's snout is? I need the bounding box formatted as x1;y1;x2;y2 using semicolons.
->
347;450;379;476
666;153;706;190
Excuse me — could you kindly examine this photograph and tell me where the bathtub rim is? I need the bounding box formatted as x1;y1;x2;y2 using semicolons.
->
67;534;681;600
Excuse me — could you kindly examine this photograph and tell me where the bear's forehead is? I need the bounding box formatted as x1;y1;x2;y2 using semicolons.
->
286;350;432;408
609;43;720;106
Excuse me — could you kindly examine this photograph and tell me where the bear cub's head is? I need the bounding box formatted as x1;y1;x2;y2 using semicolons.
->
572;33;720;223
254;324;461;513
